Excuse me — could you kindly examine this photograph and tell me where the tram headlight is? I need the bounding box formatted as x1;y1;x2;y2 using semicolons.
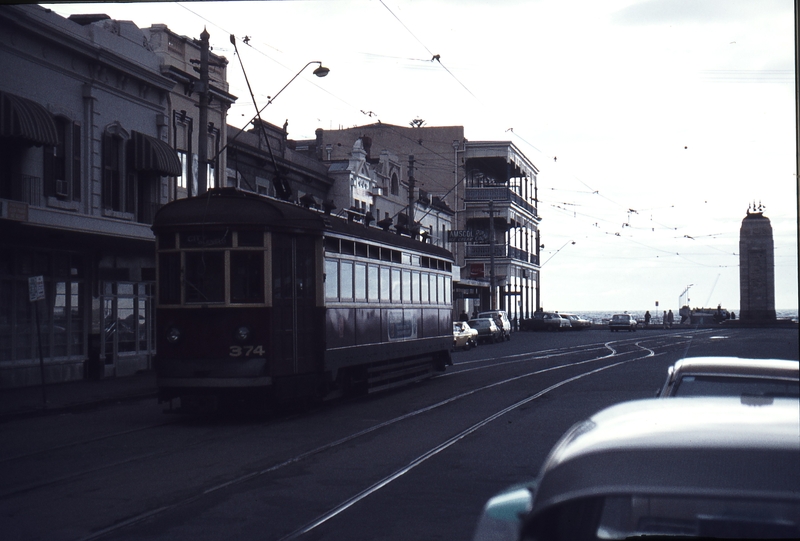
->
235;325;251;342
166;327;181;344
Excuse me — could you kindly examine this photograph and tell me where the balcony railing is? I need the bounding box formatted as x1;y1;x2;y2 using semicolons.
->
465;244;538;265
464;186;537;216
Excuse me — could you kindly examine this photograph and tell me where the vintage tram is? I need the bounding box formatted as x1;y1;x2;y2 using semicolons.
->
152;188;454;409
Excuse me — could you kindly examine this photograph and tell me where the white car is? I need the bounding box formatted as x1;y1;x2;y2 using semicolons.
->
477;310;511;340
473;397;800;541
659;357;799;398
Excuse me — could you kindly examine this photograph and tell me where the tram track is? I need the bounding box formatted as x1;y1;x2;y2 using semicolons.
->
64;332;699;541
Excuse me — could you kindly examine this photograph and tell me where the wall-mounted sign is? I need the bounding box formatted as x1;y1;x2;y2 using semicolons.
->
28;276;45;302
448;229;488;243
448;230;473;242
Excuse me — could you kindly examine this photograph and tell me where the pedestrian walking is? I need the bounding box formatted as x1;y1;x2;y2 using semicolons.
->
667;309;674;328
644;311;651;327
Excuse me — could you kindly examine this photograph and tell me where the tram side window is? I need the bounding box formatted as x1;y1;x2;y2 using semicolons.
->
421;271;429;303
159;253;181;304
402;270;411;304
445;276;452;304
391;268;401;302
230;251;264;303
340;261;353;300
437;275;445;305
429;274;437;303
380;266;390;301
368;265;379;301
325;259;338;300
412;272;420;303
184;251;224;303
355;263;366;301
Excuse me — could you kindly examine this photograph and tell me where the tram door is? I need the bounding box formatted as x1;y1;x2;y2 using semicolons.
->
271;234;318;377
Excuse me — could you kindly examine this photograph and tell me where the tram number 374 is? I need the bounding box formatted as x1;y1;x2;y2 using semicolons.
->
229;345;266;357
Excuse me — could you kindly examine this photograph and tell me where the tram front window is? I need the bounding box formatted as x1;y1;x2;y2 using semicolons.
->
231;251;264;303
184;251;224;303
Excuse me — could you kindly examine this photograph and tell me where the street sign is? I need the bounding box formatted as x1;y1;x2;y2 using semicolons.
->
28;276;45;302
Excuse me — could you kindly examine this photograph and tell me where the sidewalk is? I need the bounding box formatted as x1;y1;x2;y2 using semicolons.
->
0;371;157;422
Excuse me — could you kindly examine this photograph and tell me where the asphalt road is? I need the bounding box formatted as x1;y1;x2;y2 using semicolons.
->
1;327;797;541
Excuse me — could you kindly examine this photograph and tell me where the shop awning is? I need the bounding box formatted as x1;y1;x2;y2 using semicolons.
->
131;130;182;176
0;91;59;146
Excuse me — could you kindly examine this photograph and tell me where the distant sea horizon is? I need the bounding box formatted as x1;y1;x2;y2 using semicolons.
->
563;309;799;324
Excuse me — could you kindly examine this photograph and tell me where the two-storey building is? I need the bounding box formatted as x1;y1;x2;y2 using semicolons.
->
0;5;233;388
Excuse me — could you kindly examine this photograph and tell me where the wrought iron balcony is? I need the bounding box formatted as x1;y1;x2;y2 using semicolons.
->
465;243;538;265
464;186;537;216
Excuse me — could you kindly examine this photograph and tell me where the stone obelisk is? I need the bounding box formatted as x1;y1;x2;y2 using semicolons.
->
739;203;776;321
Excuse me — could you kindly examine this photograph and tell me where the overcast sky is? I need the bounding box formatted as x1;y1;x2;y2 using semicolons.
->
42;0;798;313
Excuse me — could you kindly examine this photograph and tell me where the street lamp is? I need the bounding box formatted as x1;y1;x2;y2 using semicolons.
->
679;284;693;308
537;240;574;312
204;43;330;196
541;240;576;267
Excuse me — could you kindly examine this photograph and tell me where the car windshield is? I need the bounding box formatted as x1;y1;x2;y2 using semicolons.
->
674;375;800;398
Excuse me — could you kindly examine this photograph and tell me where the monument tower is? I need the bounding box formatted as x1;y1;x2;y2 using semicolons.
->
738;203;776;321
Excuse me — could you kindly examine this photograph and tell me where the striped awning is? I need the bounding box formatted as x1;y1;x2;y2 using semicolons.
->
131;130;182;176
0;91;59;146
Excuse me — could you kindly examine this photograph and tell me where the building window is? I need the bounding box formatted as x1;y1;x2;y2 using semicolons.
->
102;129;132;213
391;172;399;196
44;118;81;201
176;151;188;189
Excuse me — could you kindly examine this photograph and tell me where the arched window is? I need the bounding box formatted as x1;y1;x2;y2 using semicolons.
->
391;172;399;196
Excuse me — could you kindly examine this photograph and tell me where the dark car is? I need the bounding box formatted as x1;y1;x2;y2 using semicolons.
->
468;318;501;344
473;397;800;541
659;356;799;398
559;313;591;330
609;313;637;332
521;312;570;332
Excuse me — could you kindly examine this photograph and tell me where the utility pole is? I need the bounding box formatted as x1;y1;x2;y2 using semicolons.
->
489;199;496;310
197;28;210;195
407;155;415;225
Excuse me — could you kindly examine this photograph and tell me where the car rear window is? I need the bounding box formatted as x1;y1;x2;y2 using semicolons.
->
594;494;800;539
674;375;800;398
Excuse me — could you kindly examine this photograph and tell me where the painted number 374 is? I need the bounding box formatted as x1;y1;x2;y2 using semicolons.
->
229;345;266;357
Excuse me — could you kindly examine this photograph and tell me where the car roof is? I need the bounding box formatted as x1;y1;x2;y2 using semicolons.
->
533;397;800;514
670;357;799;381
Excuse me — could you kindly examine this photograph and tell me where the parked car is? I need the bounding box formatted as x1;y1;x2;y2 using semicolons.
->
468;318;501;344
473;397;800;541
559;313;591;330
477;310;511;340
521;312;570;332
452;321;478;351
609;313;637;331
659;356;799;398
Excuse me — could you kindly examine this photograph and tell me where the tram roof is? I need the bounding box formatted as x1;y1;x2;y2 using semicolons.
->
152;188;454;260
